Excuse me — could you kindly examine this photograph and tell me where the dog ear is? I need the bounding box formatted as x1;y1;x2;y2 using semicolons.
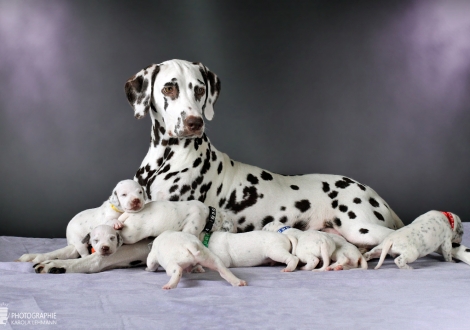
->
81;233;91;245
116;232;123;248
125;64;160;119
195;63;221;121
109;190;120;207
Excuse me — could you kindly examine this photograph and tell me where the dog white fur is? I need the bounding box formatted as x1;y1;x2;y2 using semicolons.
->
116;200;236;245
199;231;299;272
17;180;145;263
364;210;464;269
146;230;247;289
324;233;368;270
263;222;335;271
82;225;123;256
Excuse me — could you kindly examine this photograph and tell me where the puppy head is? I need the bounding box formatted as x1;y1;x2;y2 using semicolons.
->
83;225;123;256
450;213;464;244
109;180;146;213
124;59;221;138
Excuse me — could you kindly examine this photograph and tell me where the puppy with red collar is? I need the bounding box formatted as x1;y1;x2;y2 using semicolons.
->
364;210;463;269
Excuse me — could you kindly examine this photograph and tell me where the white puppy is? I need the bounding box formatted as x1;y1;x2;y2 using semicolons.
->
199;231;299;272
82;225;123;256
364;210;464;269
263;223;335;271
146;231;247;290
323;233;368;270
115;202;235;245
18;180;146;262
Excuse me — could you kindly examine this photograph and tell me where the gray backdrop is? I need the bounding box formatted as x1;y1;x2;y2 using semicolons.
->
1;0;469;238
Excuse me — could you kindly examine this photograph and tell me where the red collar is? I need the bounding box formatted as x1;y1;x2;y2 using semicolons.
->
441;211;454;230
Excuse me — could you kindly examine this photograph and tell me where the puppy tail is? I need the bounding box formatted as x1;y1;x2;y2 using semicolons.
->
286;235;298;256
375;239;393;270
186;243;201;257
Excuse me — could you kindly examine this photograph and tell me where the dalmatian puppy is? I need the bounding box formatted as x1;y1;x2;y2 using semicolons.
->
17;180;145;264
82;225;123;256
199;230;299;272
115;201;235;245
364;210;463;269
146;230;247;289
263;222;335;271
29;59;470;274
323;233;368;270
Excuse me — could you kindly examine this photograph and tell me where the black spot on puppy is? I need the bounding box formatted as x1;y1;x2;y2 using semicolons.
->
333;218;342;227
353;198;362;204
359;228;369;234
339;205;348;213
328;191;338;199
374;211;385;221
452;243;461;248
295;200;311;212
261;171;273;181
262;216;274;227
369;198;380;208
247;174;259;185
348;211;357;219
290;185;299;190
322;182;330;193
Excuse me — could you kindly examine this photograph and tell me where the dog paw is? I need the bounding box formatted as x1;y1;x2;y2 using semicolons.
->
34;261;67;274
235;280;247;287
17;254;39;262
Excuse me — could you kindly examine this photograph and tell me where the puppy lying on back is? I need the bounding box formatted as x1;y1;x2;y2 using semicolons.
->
364;210;463;269
263;222;335;271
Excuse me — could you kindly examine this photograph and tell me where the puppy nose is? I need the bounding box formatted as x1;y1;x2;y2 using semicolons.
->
131;198;141;207
185;116;203;132
101;246;109;252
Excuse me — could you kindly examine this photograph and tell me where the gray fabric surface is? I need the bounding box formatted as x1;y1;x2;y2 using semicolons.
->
1;225;470;329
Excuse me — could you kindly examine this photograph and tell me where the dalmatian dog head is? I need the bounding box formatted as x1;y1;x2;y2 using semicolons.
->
124;59;221;138
109;180;146;213
81;225;123;256
449;212;464;244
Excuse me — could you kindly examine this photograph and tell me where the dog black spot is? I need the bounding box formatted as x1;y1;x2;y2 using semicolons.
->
159;126;165;134
369;198;380;208
237;227;243;233
357;183;366;191
238;217;246;224
333;218;342;227
262;216;275;227
189;82;192;89
339;205;348;213
293;220;308;231
353;198;361;204
184;139;192;148
188;195;194;201
225;186;259;214
348;211;357;219
295;200;311;213
152;120;161;147
173;177;180;183
164;171;178;180
280;206;286;211
332;200;338;209
200;149;212;175
322;182;330;193
163;147;171;159
33;263;40;268
244;224;255;232
259;194;264;198
343;177;355;184
452;243;461;248
191;176;204;190
161;139;168;146
465;249;470;253
217;162;223;175
374;211;385;221
290;185;299;190
218;198;226;208
130;260;143;266
230;160;234;166
247;174;259;185
359;228;369;234
211;151;217;162
164;96;168;110
180;185;191;195
335;180;350;189
193;157;202;167
194;137;203;151
279;216;288;223
169;185;178;193
156;157;163;167
328;191;338;199
159;164;171;174
48;267;66;274
169;138;179;145
198;182;212;203
169;195;179;201
216;183;223;196
181;168;189;173
260;171;273;181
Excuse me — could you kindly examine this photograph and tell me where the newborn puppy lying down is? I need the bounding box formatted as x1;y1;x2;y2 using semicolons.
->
364;210;463;269
146;231;247;290
324;232;368;270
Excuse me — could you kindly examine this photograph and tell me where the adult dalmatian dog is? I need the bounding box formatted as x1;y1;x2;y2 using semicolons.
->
28;59;470;273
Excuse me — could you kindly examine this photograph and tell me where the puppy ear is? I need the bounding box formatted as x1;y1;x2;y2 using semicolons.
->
109;190;120;206
195;63;221;121
81;233;91;245
125;64;160;119
116;232;123;248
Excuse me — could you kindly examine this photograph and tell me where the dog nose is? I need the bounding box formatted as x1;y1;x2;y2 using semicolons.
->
131;198;141;208
185;116;203;132
101;246;109;252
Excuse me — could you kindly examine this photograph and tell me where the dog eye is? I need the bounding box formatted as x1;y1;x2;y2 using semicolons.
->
110;236;115;241
121;193;127;197
196;87;205;96
162;86;173;95
139;191;142;194
93;240;98;244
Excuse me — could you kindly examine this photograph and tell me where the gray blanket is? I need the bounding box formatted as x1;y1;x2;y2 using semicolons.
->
1;225;470;329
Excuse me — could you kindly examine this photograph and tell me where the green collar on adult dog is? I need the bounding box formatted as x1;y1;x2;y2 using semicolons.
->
202;232;212;248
